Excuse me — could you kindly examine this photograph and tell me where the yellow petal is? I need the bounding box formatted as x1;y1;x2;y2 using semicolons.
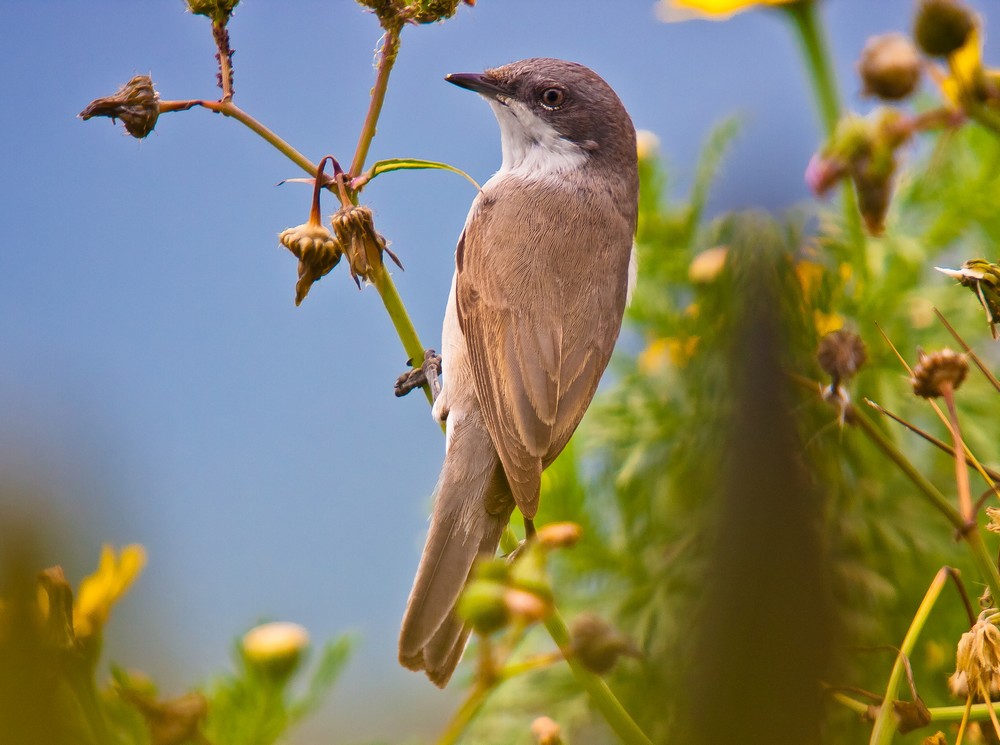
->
795;260;826;301
74;544;147;638
689;246;729;283
813;310;843;336
658;0;798;21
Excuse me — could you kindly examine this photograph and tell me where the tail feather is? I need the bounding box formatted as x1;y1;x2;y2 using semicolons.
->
399;414;514;687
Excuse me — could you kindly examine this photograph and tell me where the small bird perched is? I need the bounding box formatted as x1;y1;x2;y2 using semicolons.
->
399;58;639;686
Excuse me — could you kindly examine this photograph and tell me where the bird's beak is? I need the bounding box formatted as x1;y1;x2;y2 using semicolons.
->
445;72;508;100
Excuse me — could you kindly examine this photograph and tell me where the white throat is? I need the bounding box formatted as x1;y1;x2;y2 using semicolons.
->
487;98;587;180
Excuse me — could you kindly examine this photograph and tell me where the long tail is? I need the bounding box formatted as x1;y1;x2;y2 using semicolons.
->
399;414;514;687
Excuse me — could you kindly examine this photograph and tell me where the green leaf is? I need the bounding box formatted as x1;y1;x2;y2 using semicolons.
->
366;158;481;190
287;634;355;724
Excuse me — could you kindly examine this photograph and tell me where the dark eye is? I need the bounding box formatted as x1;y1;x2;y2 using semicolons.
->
539;87;565;109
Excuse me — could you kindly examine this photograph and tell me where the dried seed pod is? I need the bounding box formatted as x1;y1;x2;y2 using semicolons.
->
949;610;1000;699
911;348;968;398
570;612;640;675
278;221;344;305
331;205;401;288
79;75;160;139
817;329;868;390
859;33;922;100
914;0;975;57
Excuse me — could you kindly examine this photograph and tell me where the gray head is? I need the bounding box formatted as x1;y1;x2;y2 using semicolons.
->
446;58;637;179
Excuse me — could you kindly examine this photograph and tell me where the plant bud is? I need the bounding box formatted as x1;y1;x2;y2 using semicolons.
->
816;329;867;390
79;75;160;139
242;621;310;680
330;205;401;288
278;221;344;305
531;716;563;745
458;579;510;635
635;130;661;161
503;588;551;623
570;613;640;675
410;0;461;23
911;348;968;398
536;522;582;550
949;611;1000;699
688;246;729;283
859;33;922;100
914;0;975;57
186;0;240;23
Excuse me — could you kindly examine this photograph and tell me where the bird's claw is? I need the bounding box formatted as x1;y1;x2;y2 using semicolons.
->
394;349;442;398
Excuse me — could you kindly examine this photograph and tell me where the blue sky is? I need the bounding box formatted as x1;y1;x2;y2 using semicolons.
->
1;0;994;740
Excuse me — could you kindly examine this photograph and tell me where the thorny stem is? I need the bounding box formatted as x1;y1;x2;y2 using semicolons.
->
868;567;950;745
212;21;235;101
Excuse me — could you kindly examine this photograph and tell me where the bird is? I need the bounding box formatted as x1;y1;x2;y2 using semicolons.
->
398;58;639;687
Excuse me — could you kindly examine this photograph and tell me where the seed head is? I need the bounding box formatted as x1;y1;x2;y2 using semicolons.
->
914;0;975;57
531;716;563;745
816;329;867;389
79;75;160;139
186;0;240;23
330;206;401;289
859;33;922;100
570;613;640;675
279;220;344;305
910;348;968;398
950;611;1000;699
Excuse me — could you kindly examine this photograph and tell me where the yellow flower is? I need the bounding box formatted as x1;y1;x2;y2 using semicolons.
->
74;544;147;639
813;310;843;336
658;0;799;21
929;27;984;108
688;246;728;283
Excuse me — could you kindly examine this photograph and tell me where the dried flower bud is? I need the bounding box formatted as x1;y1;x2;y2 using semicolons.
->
570;613;640;675
915;0;975;57
817;329;867;391
79;75;160;139
330;205;401;288
922;733;948;745
120;690;207;745
531;716;563;745
936;259;1000;340
242;621;310;680
893;698;932;734
409;0;461;23
279;220;344;305
458;578;510;635
536;522;582;549
987;506;1000;533
911;348;968;398
949;611;1000;699
186;0;240;23
859;33;922;100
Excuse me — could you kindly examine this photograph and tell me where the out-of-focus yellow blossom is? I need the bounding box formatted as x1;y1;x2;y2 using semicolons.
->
688;246;728;283
813;310;843;336
929;27;984;108
795;260;826;301
636;130;661;161
657;0;799;22
639;337;699;373
74;544;147;639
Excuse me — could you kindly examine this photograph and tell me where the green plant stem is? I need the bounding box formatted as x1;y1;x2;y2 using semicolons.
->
783;1;838;137
436;682;491;745
869;567;950;745
852;405;1000;602
350;25;402;179
543;609;653;745
783;0;866;250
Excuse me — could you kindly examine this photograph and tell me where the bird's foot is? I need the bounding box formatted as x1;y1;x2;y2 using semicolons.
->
394;349;442;399
504;518;536;564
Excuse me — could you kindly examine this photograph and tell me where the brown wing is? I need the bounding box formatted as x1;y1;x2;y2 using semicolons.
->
456;179;632;518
